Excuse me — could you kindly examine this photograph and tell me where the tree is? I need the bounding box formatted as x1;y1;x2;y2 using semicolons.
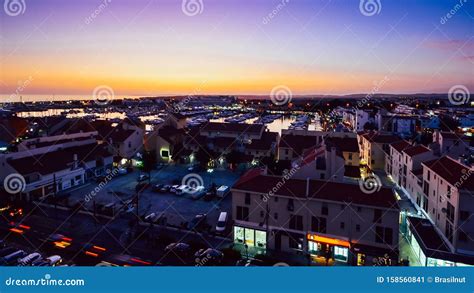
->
141;151;156;184
195;148;213;168
225;150;242;169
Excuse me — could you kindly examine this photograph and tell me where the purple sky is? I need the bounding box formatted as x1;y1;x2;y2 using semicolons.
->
1;0;473;98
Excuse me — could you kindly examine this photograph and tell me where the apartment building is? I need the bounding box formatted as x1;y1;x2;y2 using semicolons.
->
343;109;372;132
358;131;401;171
0;133;113;201
231;170;400;266
278;130;323;161
432;131;471;161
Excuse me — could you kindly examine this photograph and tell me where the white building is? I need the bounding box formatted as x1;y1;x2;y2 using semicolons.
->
231;170;400;266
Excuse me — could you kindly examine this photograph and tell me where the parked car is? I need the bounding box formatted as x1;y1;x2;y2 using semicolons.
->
0;249;26;265
135;182;149;192
236;258;264;266
194;248;223;265
187;213;207;230
165;243;191;256
117;168;128;175
215;212;228;233
152;184;164;192
216;185;230;198
175;185;188;195
18;252;42;266
160;185;171;193
45;255;62;266
137;174;149;182
170;185;180;193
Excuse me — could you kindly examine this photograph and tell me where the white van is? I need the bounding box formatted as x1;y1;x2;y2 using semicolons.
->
46;255;62;266
215;212;228;233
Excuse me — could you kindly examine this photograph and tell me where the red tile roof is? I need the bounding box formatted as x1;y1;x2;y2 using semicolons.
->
324;136;359;153
390;140;411;153
280;134;319;157
233;174;398;209
422;156;474;190
8;143;112;176
361;131;401;144
403;145;430;157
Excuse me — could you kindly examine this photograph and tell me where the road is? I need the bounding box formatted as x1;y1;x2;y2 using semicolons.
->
0;203;234;266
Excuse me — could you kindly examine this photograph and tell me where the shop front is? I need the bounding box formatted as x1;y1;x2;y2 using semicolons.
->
233;226;267;255
307;234;350;265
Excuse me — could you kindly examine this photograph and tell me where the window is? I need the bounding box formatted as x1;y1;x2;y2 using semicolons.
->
446;222;453;243
320;174;325;180
356;224;360;232
260;211;264;218
289;214;303;231
340;222;345;230
287;199;294;211
311;216;327;233
289;237;303;250
161;149;169;158
274;212;278;220
446;185;451;199
348;153;353;160
422;196;429;212
236;206;249;221
373;209;382;223
321;203;328;216
274;196;279;203
446;202;455;223
245;193;251;205
427;170;431;180
375;227;393;245
423;181;429;196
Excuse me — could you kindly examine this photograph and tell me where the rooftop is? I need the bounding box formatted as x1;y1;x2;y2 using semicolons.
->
403;145;431;157
422;156;474;190
233;171;398;209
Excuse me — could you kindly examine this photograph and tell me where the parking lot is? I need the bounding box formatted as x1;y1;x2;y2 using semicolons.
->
64;165;241;232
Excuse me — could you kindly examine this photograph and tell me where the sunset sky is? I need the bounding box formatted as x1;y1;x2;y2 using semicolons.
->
0;0;473;99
